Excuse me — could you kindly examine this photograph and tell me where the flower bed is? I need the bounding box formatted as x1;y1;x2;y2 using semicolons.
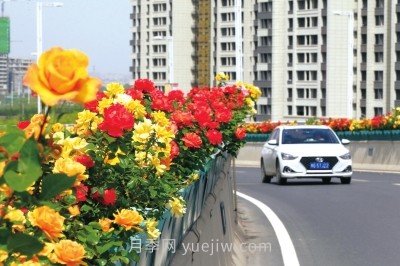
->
0;47;261;265
244;108;400;142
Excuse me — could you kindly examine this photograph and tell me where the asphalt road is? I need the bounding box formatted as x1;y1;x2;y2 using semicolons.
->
236;167;400;266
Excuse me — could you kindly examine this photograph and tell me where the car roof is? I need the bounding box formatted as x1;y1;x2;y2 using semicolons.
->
275;125;331;130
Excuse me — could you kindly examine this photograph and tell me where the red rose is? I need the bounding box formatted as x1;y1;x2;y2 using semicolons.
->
74;154;95;168
168;90;185;104
171;111;193;127
193;109;212;127
98;104;134;137
126;88;144;100
215;108;232;123
103;189;117;206
17;121;30;130
84;92;106;112
235;127;246;140
206;129;223;145
170;140;180;159
134;79;155;93
182;132;202;149
75;184;89;202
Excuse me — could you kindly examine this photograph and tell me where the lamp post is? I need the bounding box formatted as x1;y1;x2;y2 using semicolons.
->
36;1;63;113
333;10;354;118
234;0;243;82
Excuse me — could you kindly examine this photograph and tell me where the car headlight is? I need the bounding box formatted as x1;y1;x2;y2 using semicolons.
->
281;152;298;160
339;152;351;160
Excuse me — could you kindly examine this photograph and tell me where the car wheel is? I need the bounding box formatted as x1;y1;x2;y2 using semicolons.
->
322;177;331;184
261;160;272;183
340;177;351;184
276;161;287;185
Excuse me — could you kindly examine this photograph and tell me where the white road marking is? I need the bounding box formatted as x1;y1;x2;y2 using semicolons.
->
392;183;400;186
352;179;370;182
236;191;300;266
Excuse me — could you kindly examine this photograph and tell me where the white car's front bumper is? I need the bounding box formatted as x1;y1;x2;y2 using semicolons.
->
279;157;352;179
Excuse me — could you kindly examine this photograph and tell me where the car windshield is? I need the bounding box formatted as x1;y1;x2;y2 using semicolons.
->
281;128;340;144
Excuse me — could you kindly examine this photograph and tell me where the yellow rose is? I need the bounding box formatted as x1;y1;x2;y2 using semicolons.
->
68;205;80;217
51;123;64;133
38;242;54;257
166;197;186;218
10;260;41;266
105;82;125;97
53;157;86;177
113;209;143;231
23;47;101;106
4;208;26;224
0;161;6;176
28;206;65;240
0;184;12;198
98;218;114;233
0;249;8;263
53;240;85;265
146;218;161;240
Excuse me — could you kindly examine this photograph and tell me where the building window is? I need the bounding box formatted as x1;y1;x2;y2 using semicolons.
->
374;107;383;116
375;34;384;45
361;71;367;81
396;90;400;100
221;57;236;66
221;27;235;36
221;12;235;22
375;52;384;62
297;88;305;98
153;3;167;12
375;71;384;81
260;36;272;46
374;89;383;99
261;19;273;29
375;15;384;26
376;0;384;8
260;71;272;80
260;53;272;63
152;45;166;53
261;87;272;98
260;105;271;115
153;17;167;26
288;106;293;115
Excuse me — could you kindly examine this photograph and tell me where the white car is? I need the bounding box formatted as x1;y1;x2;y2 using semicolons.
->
260;125;352;185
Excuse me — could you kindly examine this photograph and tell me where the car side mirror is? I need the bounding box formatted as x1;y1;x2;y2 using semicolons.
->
341;139;350;145
267;139;278;146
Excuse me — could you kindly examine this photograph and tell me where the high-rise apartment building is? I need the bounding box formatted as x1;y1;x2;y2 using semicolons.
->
0;55;33;95
130;0;400;121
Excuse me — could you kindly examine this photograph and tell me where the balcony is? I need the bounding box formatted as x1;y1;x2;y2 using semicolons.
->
396;43;400;51
322;9;327;16
397;23;400;32
321;63;326;71
360;99;366;107
254;80;272;87
320;98;326;107
361;44;367;53
360;63;367;70
395;100;400;106
321;45;326;53
396;62;400;70
255;46;272;53
361;9;368;16
361;26;367;34
375;45;384;52
396;81;400;89
258;12;273;19
321;26;327;35
287;97;292;102
374;81;383;88
397;4;400;12
375;7;384;16
360;81;366;88
321;80;326;88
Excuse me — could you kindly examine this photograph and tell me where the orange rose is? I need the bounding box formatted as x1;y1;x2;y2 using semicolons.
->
53;240;85;265
23;47;101;106
98;218;114;232
113;209;143;230
28;206;65;239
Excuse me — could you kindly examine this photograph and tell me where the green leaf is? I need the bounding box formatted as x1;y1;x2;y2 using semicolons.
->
40;173;76;200
97;241;123;255
0;229;10;245
7;233;44;256
3;139;43;192
0;131;25;154
18;138;42;175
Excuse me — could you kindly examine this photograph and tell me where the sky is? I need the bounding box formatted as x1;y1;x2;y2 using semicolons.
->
4;0;131;80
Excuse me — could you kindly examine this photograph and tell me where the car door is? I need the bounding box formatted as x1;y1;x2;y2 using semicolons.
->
263;128;280;174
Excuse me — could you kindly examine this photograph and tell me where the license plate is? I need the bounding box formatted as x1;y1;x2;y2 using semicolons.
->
310;162;330;170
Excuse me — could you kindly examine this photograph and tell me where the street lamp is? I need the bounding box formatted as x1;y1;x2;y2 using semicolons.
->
333;10;354;118
36;1;63;113
234;0;243;82
153;35;174;85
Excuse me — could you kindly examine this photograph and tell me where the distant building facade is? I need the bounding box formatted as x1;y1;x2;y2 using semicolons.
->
130;0;400;121
0;55;33;95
